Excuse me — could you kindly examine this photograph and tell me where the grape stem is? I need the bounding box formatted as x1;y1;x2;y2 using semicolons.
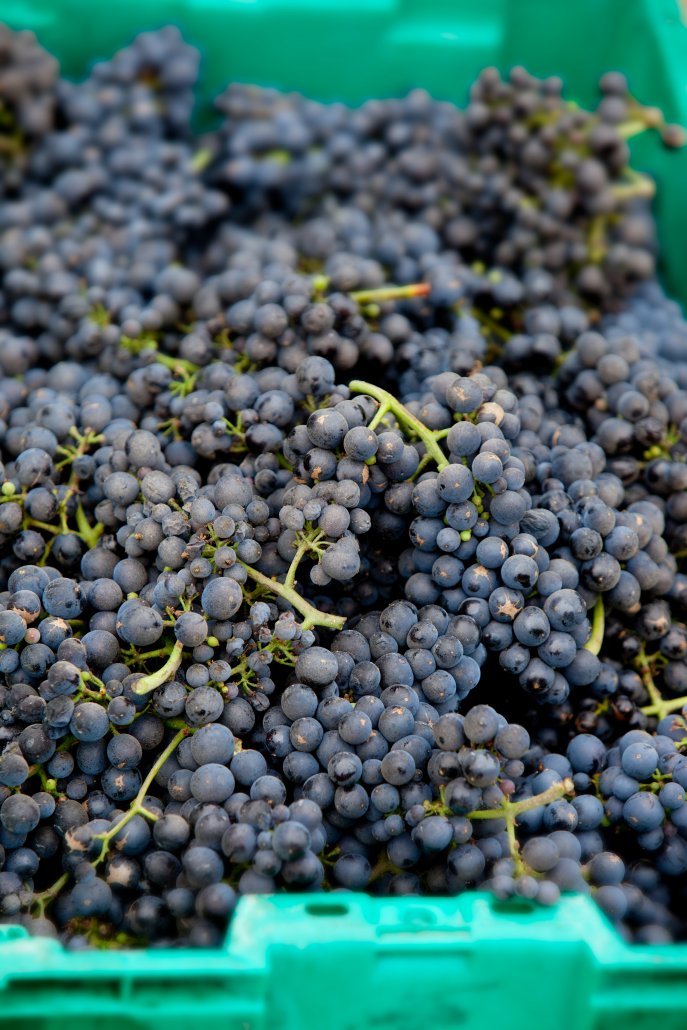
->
369;854;403;883
617;119;649;140
469;305;511;342
142;348;199;376
132;640;184;695
349;381;449;471
584;595;605;656
637;646;668;717
190;147;213;173
31;872;70;918
610;169;655;201
637;647;687;719
74;502;104;549
93;727;191;866
124;645;176;664
348;283;431;304
468;778;574;877
239;562;346;631
29;729;190;914
284;536;317;591
467;778;573;821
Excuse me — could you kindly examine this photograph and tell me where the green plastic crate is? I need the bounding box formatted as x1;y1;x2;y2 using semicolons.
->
2;1;687;1025
0;894;686;1029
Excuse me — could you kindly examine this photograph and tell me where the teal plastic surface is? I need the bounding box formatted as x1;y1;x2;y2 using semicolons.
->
0;894;686;1029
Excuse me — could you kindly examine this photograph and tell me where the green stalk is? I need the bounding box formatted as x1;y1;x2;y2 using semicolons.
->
75;502;104;549
239;563;345;631
190;147;213;173
367;403;392;433
468;778;574;877
616;119;652;140
37;537;54;567
349;381;449;470
369;854;403;883
469;305;511;342
125;645;176;664
409;452;436;482
636;647;674;719
93;727;190;866
641;695;687;719
467;778;573;822
348;283;430;305
504;812;524;876
284;537;314;591
132;640;184;695
31;872;70;918
610;170;656;201
584;595;605;656
150;352;199;375
25;518;62;535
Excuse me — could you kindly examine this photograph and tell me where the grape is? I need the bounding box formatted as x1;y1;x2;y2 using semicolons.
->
0;24;684;950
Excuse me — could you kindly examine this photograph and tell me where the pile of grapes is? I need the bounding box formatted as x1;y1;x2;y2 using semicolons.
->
0;24;687;949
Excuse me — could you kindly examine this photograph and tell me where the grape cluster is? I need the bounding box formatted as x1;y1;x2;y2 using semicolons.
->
0;24;687;948
211;70;680;303
0;24;58;192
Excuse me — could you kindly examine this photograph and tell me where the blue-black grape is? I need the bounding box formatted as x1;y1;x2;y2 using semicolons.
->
0;24;684;949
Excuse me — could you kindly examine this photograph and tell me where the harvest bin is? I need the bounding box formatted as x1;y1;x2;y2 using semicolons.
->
2;0;687;1027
